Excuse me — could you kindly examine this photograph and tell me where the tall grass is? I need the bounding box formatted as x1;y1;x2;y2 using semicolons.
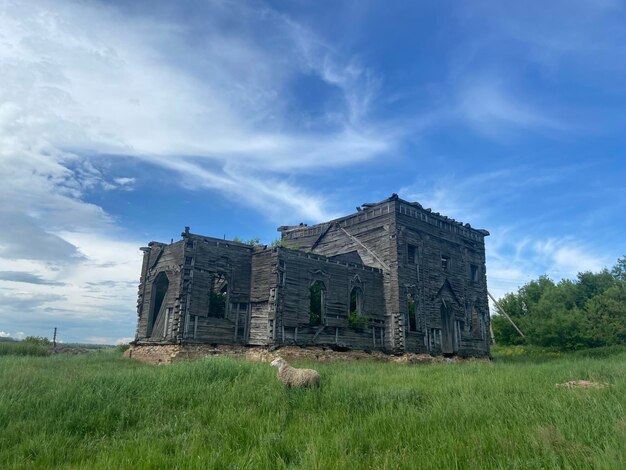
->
0;350;625;468
0;341;49;356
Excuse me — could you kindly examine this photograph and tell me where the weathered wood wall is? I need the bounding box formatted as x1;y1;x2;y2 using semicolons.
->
248;248;275;345
275;248;386;350
134;194;490;357
395;200;489;356
279;201;399;350
135;241;184;343
179;232;253;345
278;194;490;356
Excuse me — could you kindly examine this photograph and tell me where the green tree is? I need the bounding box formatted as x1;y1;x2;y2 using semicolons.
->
611;255;626;282
492;257;626;351
23;336;51;346
586;283;626;346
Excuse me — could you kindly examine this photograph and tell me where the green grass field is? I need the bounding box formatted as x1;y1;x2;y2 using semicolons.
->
1;348;625;469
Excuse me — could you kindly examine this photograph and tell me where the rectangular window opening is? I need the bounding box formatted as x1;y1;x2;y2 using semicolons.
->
208;274;228;318
470;264;479;282
408;244;417;265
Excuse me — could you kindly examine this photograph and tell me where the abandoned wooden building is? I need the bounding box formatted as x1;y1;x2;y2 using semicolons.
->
133;194;491;356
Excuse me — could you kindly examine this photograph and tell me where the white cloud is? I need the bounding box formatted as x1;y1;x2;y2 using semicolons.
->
400;168;616;302
115;337;133;345
458;81;566;136
0;0;403;342
0;0;396;221
0;331;11;338
112;177;135;190
486;232;612;302
86;336;109;345
534;238;607;277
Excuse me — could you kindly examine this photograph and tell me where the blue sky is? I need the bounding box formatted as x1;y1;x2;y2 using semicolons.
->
0;0;624;344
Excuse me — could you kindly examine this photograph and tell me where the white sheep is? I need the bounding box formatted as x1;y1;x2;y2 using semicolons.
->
270;357;321;388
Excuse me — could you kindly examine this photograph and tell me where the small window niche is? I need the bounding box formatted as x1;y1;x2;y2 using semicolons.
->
407;244;417;264
441;255;450;272
470;264;479;282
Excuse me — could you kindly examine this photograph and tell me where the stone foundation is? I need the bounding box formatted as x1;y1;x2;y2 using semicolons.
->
124;343;490;365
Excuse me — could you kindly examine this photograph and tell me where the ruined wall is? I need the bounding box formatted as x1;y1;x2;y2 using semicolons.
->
136;241;184;342
133;194;489;357
279;195;490;356
248;248;277;345
395;201;490;357
275;248;386;350
179;232;253;345
279;200;398;350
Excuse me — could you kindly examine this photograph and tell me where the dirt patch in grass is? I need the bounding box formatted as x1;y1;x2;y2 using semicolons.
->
555;380;610;389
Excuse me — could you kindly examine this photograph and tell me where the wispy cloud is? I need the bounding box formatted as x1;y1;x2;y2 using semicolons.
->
0;271;65;286
533;238;607;277
400;165;618;300
486;233;612;300
457;80;567;137
0;0;398;222
0;0;404;341
400;166;565;226
448;0;626;138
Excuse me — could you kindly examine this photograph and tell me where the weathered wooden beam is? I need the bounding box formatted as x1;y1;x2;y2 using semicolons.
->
340;227;390;271
310;223;334;251
487;290;525;338
310;325;325;344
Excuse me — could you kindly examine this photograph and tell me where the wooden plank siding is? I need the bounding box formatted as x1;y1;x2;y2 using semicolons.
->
274;248;385;350
179;232;254;344
133;194;490;357
135;240;184;343
277;194;490;356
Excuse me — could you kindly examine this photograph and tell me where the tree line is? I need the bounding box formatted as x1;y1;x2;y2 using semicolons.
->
492;256;626;350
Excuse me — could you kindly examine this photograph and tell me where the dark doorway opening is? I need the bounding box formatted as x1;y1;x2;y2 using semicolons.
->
440;301;455;355
148;272;169;337
309;281;325;326
209;274;228;318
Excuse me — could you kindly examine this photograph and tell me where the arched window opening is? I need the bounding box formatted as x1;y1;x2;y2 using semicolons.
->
350;287;362;315
148;272;169;337
309;281;325;326
348;286;367;330
209;274;228;318
407;294;417;332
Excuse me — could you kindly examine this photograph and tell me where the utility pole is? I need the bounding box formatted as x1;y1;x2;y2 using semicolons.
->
52;327;57;352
